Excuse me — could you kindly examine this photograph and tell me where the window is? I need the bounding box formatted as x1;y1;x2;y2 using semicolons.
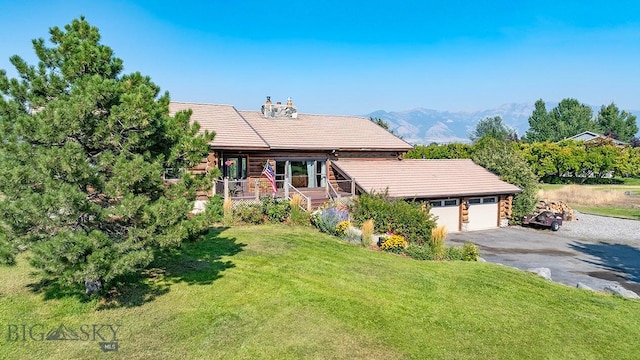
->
444;199;458;206
222;156;247;180
163;168;183;181
468;197;497;205
430;199;459;207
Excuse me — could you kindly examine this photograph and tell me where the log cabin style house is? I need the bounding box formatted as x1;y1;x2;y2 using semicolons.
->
169;98;521;232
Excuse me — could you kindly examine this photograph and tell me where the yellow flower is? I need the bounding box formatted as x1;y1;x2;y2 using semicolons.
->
335;220;350;235
381;234;407;252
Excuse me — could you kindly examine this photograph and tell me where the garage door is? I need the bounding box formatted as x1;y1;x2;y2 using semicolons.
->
429;199;460;233
467;197;498;231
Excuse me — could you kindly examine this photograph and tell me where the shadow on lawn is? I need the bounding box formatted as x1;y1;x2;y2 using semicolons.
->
569;241;640;290
152;226;246;286
28;227;245;309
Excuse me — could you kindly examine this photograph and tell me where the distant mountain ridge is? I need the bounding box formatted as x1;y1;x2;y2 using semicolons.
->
366;103;640;145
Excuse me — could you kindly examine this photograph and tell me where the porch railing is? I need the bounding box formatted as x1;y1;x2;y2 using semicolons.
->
326;180;341;202
284;183;312;211
213;177;355;211
327;179;356;199
214;178;285;200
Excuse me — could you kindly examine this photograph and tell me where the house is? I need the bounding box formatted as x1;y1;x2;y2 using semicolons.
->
169;98;521;232
566;131;627;146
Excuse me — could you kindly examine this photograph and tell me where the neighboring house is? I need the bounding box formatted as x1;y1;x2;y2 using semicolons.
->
169;98;521;232
563;131;628;179
566;131;628;146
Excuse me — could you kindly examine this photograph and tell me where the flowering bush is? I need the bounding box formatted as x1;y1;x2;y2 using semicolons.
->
335;220;351;236
461;242;480;261
350;191;436;245
312;206;349;235
380;234;408;254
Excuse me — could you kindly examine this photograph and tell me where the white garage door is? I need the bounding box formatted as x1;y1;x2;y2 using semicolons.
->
467;197;499;231
429;199;460;233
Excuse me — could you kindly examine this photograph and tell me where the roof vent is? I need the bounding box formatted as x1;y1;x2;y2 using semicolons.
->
261;96;298;119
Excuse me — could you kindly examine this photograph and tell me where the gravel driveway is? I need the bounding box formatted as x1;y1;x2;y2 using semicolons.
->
447;212;640;294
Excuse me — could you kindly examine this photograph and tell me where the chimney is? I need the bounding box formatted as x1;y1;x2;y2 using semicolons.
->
261;96;298;119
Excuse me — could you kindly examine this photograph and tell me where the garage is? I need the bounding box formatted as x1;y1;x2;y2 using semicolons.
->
467;197;499;231
331;159;521;232
429;199;460;233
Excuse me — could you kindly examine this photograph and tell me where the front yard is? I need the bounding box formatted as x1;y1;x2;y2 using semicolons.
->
1;225;640;359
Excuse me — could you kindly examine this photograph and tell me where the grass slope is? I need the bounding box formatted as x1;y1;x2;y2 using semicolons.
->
1;225;640;359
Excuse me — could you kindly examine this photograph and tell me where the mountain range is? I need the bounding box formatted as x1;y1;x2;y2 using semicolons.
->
366;103;640;145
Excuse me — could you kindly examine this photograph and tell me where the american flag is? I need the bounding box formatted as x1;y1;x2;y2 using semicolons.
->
262;161;277;195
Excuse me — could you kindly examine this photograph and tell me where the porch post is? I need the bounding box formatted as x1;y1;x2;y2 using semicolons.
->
223;177;229;201
254;179;260;201
284;160;290;199
351;177;356;196
325;178;329;197
325;159;330;195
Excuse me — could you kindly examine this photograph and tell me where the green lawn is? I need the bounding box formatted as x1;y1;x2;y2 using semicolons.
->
2;225;640;359
571;205;640;220
621;177;640;186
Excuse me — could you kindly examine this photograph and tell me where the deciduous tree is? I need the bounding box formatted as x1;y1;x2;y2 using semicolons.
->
406;140;538;222
596;103;638;142
469;116;517;142
525;98;597;142
0;18;215;294
471;138;539;221
523;99;554;142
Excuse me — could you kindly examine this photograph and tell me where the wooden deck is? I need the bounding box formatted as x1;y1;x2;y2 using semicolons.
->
228;188;352;210
217;179;354;211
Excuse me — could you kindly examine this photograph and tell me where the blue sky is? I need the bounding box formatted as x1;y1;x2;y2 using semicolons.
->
1;0;639;115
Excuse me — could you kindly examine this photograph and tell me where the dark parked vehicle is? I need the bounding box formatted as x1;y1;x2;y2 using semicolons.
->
522;211;563;231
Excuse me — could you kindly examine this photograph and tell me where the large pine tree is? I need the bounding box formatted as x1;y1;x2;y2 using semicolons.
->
0;17;215;294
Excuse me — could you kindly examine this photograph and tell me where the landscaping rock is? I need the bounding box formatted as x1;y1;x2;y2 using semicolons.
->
576;282;594;291
603;284;640;299
527;267;552;281
84;279;102;294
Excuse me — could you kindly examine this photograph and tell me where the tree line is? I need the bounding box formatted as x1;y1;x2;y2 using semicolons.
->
470;98;639;144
